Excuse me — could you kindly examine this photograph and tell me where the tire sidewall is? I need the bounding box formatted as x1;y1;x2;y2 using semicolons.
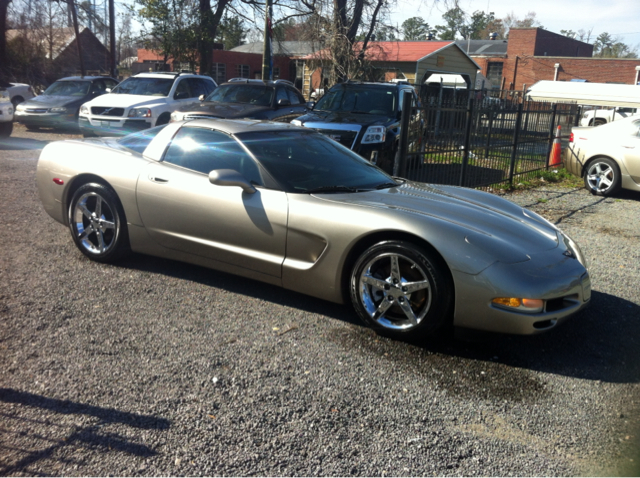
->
68;183;128;262
349;240;452;339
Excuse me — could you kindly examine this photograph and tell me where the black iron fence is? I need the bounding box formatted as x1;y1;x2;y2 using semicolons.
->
396;88;581;189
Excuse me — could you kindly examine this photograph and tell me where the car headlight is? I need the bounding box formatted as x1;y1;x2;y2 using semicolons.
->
291;119;302;126
16;104;26;112
50;107;67;113
80;105;89;115
361;125;386;144
128;108;152;118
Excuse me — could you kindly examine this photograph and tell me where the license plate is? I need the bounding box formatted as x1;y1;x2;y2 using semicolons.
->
101;121;114;127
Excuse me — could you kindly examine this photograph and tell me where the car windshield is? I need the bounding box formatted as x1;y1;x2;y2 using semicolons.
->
204;84;274;106
237;130;396;193
314;85;397;115
116;125;166;153
43;81;90;96
111;77;174;96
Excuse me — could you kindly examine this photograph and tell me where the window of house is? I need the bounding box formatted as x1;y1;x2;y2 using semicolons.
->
211;63;226;85
236;64;250;79
486;62;504;88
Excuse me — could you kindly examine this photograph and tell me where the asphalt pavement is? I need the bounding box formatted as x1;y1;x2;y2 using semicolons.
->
1;124;639;476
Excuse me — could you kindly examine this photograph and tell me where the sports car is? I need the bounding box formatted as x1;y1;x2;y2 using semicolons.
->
36;119;591;339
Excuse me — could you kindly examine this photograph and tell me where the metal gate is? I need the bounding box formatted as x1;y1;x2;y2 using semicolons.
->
396;88;581;189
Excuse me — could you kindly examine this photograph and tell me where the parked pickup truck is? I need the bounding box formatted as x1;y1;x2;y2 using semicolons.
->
580;107;640;127
0;87;14;137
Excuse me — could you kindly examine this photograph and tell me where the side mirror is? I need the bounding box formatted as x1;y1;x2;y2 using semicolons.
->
277;98;291;107
209;169;256;194
306;101;315;109
105;88;112;93
199;94;206;101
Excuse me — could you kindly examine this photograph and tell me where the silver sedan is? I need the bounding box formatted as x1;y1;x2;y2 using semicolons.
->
37;119;591;339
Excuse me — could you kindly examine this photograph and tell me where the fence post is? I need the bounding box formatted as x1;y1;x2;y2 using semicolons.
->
459;98;475;187
396;91;413;178
545;103;558;168
484;109;494;159
508;103;523;188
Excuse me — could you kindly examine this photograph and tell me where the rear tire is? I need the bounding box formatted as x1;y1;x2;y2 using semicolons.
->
350;240;453;340
584;157;621;196
593;119;606;127
68;183;130;262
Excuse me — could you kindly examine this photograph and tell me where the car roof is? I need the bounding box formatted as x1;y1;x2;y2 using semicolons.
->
182;118;306;135
57;76;117;81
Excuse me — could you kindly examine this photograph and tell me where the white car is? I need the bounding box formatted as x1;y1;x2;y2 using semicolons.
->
78;72;216;137
0;87;14;137
580;107;640;127
565;115;640;196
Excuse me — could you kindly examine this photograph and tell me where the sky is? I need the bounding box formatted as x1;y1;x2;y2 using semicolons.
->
387;0;640;47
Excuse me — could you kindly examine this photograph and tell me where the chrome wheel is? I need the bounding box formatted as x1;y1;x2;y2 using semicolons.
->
73;191;117;254
68;183;128;261
359;252;431;330
585;158;621;196
350;241;453;338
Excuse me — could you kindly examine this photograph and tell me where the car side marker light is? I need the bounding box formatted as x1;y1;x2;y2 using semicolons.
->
53;178;64;185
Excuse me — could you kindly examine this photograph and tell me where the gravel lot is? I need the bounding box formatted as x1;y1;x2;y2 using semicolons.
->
1;124;639;476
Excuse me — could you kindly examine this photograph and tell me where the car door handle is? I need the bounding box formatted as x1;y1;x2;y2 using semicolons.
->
622;145;635;149
149;176;169;183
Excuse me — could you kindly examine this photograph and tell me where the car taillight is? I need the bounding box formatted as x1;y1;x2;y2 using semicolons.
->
569;132;574;143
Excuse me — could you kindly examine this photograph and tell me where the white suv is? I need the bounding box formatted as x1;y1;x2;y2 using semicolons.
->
78;72;216;137
580;107;640;127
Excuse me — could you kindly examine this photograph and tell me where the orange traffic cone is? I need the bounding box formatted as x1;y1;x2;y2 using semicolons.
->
549;125;562;167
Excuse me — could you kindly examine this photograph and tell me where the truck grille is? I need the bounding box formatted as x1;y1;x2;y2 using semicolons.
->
91;107;125;117
313;128;358;150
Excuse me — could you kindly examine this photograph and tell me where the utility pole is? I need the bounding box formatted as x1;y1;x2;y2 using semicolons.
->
69;0;85;77
261;0;272;80
109;0;116;78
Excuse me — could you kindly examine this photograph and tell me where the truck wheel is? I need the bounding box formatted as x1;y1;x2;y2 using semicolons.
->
593;119;606;127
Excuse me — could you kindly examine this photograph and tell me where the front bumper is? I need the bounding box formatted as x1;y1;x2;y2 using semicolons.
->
15;111;78;128
78;116;151;136
452;244;591;335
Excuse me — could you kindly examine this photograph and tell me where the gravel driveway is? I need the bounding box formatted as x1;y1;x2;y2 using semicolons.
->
1;125;639;476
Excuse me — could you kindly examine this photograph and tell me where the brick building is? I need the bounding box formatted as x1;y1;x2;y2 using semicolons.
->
471;28;640;91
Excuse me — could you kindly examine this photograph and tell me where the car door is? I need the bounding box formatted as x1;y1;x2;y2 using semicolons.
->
270;86;303;122
136;126;288;278
620;121;640;181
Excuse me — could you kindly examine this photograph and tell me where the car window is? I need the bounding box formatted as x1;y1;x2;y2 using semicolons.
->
314;86;396;115
163;127;263;185
276;86;289;104
91;80;106;94
286;87;302;105
237;130;393;193
174;79;191;99
104;79;118;90
187;78;213;98
43;81;90;96
116;125;167;154
112;77;174;96
205;84;273;106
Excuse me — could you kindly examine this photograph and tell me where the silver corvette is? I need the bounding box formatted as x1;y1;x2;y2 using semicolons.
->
37;119;591;339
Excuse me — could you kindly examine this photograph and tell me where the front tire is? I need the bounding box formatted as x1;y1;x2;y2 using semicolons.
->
68;183;129;262
350;241;453;340
584;157;621;196
0;122;13;137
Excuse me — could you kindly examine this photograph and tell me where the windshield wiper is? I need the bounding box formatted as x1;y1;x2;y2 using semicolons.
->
375;182;399;190
303;185;360;194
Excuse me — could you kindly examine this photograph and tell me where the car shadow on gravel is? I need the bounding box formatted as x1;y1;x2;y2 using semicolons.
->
0;388;169;475
114;255;640;384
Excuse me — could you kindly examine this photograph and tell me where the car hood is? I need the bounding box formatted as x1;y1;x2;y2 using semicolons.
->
25;95;85;107
86;94;167;107
317;181;560;257
295;110;395;126
179;102;271;118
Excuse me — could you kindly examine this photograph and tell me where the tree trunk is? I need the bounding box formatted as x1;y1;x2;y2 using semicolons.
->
0;0;10;78
198;0;230;75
